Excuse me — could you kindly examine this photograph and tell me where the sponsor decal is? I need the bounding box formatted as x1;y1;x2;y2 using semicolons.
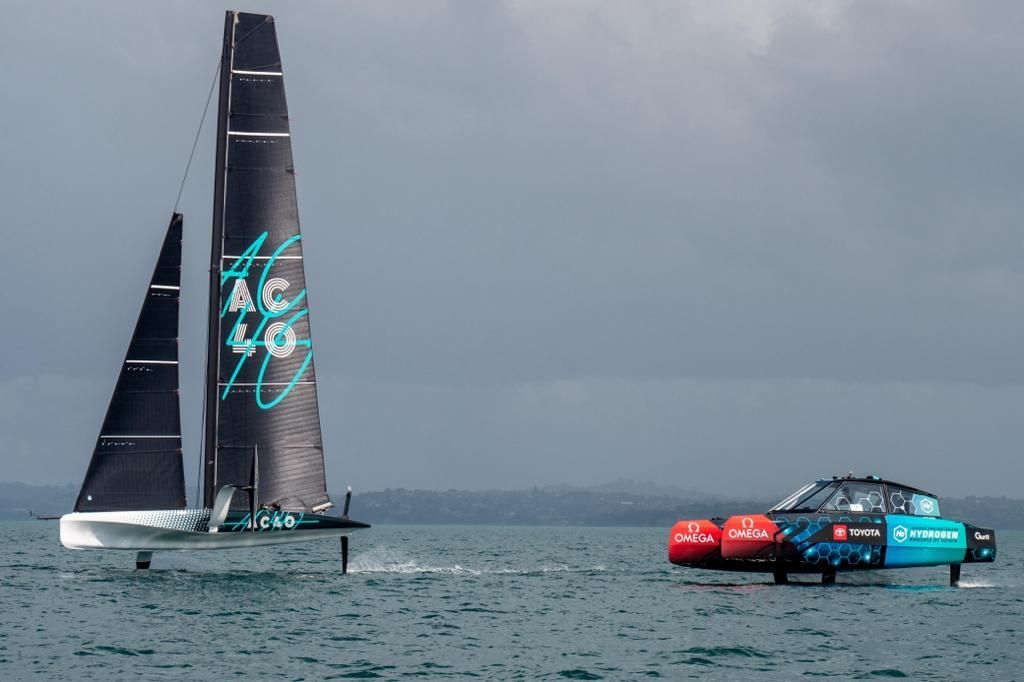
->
908;528;958;542
849;527;882;539
228;510;310;532
885;517;966;567
220;232;313;410
719;514;777;559
668;520;722;563
831;524;881;542
910;494;941;517
727;516;770;540
973;531;991;542
673;522;717;545
892;522;959;545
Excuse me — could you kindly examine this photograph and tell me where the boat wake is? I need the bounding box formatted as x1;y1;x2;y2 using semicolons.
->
347;546;505;575
348;546;606;576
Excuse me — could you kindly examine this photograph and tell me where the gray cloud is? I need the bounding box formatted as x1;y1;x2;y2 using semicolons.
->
2;2;1021;498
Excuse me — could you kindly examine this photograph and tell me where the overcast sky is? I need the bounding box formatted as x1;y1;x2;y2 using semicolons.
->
2;1;1021;500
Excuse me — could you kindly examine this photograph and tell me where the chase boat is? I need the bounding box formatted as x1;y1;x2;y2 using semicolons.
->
668;475;995;585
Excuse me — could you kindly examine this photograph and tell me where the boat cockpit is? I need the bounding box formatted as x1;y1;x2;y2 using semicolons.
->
768;475;942;517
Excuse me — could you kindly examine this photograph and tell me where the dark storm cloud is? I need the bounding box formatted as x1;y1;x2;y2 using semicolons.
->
2;2;1021;498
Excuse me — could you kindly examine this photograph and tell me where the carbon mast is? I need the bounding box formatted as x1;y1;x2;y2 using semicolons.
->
203;11;235;508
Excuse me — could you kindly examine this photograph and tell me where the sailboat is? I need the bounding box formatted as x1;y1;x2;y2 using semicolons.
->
59;11;369;570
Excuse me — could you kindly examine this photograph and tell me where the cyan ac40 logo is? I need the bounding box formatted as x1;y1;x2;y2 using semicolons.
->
220;232;312;410
227;510;310;532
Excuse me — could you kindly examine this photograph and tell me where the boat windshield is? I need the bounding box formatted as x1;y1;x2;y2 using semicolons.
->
821;481;885;513
770;481;840;512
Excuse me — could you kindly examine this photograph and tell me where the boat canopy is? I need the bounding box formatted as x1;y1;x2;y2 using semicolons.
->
769;476;942;517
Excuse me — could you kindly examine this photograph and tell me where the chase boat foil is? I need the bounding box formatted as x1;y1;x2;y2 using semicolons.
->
668;475;995;585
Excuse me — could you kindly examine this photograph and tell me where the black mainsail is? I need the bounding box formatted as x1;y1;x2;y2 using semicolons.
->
204;11;331;513
76;214;185;512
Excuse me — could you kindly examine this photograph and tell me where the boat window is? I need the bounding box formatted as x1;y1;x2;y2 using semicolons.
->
770;482;817;511
887;486;941;517
821;482;885;513
770;481;838;512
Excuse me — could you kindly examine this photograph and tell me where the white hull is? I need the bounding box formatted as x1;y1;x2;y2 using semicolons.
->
60;510;361;551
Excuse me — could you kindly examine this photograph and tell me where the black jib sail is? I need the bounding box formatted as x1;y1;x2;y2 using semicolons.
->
76;214;185;512
204;12;331;513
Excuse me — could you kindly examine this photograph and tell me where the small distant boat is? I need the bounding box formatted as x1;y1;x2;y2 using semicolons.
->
668;474;995;585
60;11;369;570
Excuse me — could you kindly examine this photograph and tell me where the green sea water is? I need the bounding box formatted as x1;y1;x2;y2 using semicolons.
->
1;523;1020;679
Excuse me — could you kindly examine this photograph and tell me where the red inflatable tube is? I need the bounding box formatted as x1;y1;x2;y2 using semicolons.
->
668;519;722;564
719;514;778;559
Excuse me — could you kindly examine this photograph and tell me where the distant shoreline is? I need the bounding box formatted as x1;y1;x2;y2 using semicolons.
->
4;481;1024;530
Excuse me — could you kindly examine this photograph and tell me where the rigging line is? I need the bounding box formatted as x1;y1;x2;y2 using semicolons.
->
185;59;221;503
173;60;220;213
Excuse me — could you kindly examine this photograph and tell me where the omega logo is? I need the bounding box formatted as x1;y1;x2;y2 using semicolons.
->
727;516;769;541
674;521;717;545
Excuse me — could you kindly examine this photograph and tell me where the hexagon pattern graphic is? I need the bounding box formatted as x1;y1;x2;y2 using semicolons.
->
889;491;918;515
774;515;884;568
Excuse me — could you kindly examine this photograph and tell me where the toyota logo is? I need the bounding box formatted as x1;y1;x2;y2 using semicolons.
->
741;517;754;529
687;522;700;533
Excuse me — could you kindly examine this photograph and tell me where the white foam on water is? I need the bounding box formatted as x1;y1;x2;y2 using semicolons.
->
956;578;996;588
353;560;481;575
537;564;607;573
347;546;607;576
348;545;490;575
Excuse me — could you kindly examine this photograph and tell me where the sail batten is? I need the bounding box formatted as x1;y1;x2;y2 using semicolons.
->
203;11;331;512
75;214;185;512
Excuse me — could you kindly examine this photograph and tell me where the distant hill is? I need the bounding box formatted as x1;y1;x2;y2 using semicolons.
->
357;489;1024;529
939;497;1024;533
355;488;768;527
539;479;711;501
4;481;1024;529
0;482;77;519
